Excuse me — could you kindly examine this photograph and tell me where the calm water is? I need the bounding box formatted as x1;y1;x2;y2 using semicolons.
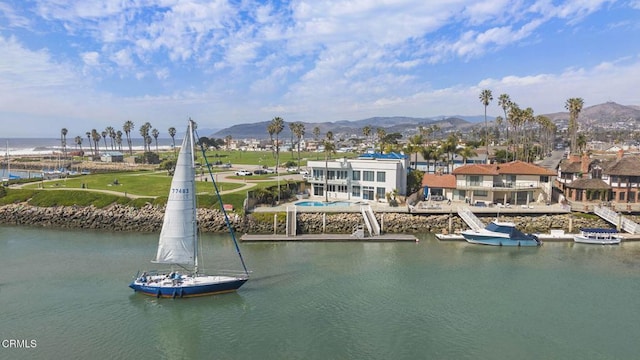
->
2;226;640;360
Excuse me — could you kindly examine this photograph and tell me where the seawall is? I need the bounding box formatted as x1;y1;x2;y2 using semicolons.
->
0;203;622;234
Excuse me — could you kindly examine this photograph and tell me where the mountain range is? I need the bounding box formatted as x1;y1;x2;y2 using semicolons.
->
212;102;640;140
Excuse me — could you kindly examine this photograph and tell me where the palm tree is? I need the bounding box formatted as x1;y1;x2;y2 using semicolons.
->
362;125;372;150
105;126;115;150
91;129;101;157
508;103;522;160
290;122;305;170
115;131;123;151
139;122;151;152
565;97;584;155
442;133;460;173
60;128;68;161
168;127;177;155
85;131;93;157
521;107;535;162
151;128;160;152
268;117;285;173
123;120;134;155
459;145;478;165
406;134;423;169
498;94;512;149
376;128;386;153
479;89;493;163
494;116;503;144
324;131;335;202
74;136;83;157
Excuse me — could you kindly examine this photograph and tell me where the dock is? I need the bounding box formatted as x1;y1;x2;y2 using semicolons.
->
435;232;640;242
240;233;419;242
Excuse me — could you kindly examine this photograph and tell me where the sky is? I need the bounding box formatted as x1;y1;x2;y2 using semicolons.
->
1;0;640;138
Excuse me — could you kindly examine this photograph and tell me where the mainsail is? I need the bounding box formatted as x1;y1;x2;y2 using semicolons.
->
154;123;198;265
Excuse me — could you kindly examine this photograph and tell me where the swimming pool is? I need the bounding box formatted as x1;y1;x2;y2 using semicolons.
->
295;201;354;207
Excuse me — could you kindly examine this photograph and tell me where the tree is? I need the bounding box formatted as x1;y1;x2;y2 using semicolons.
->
225;135;232;151
479;89;493;163
91;129;101;157
168;127;177;153
442;133;460;173
74;135;83;157
115;131;123;151
101;130;108;151
105;126;115;150
60;128;68;160
123;120;135;155
565;97;584;155
85;131;93;157
376;128;386;153
151;128;160;152
267;117;285;172
459;144;478;165
290;122;305;170
362;125;372;149
406;134;423;170
498;94;512;149
324;131;335;202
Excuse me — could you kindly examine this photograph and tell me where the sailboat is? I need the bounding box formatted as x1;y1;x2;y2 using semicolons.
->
129;120;249;298
2;141;20;183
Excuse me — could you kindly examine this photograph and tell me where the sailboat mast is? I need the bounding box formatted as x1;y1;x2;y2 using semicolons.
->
189;120;199;274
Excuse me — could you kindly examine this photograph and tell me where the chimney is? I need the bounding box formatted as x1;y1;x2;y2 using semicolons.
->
617;149;624;161
581;153;589;175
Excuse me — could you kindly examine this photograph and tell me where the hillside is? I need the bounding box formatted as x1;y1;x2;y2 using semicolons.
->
212;102;640;139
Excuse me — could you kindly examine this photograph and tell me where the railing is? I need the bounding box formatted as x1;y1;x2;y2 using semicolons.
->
594;205;640;234
457;206;484;231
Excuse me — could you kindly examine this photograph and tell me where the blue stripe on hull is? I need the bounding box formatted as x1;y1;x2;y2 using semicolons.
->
129;279;248;298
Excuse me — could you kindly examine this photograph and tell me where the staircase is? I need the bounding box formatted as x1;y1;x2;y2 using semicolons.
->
457;206;485;231
594;205;640;234
360;205;381;236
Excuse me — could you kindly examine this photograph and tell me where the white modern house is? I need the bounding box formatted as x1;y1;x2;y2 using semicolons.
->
306;153;408;202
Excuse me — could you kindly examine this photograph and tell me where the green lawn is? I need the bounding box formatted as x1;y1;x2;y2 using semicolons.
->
22;171;245;197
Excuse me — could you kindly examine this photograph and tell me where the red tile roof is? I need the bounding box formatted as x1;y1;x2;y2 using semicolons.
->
422;174;456;188
452;160;555;176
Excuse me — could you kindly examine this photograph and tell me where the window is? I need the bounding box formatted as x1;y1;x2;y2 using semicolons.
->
376;187;386;200
337;170;348;180
540;176;549;183
376;171;386;182
352;171;361;181
468;175;481;187
620;192;626;201
363;171;375;182
338;185;348;193
313;184;324;196
473;190;488;197
352;186;361;197
327;170;335;180
362;186;374;200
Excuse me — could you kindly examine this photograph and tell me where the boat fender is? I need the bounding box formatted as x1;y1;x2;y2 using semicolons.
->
156;289;161;298
172;290;177;299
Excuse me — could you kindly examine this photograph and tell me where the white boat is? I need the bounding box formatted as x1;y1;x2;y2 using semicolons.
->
129;120;249;298
461;220;541;246
574;228;621;245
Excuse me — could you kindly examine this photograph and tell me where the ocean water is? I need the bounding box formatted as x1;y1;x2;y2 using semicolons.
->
1;226;640;360
2;138;176;156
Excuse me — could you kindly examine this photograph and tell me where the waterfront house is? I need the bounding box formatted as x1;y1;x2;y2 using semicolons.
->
306;153;408;202
557;150;640;206
421;173;456;201
451;160;556;206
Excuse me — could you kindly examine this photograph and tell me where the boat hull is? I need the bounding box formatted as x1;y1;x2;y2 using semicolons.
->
574;236;621;245
463;235;540;246
129;276;248;298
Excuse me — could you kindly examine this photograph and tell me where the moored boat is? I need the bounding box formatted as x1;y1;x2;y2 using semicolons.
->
462;220;541;246
574;228;621;245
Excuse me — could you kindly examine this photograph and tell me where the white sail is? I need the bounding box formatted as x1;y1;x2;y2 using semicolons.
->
154;123;198;265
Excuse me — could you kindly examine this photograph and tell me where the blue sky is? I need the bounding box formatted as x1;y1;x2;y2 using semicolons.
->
1;0;639;138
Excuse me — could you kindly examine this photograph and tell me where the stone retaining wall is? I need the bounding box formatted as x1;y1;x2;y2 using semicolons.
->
0;203;625;234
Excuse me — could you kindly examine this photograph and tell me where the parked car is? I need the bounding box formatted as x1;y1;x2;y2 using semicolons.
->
221;163;232;168
474;201;487;207
264;168;275;174
253;169;267;175
235;170;253;176
298;169;309;175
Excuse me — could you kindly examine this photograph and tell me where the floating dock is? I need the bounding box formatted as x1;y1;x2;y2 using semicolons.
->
240;233;418;242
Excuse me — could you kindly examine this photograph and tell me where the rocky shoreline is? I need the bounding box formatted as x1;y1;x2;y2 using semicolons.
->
0;203;621;235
